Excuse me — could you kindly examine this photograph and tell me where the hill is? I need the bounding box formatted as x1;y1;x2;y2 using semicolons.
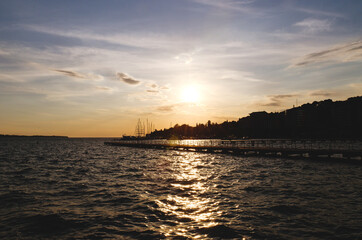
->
149;96;362;140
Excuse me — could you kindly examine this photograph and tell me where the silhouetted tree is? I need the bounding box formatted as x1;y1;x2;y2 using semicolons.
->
149;96;362;140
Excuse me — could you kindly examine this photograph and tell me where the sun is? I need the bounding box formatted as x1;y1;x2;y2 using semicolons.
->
181;86;200;103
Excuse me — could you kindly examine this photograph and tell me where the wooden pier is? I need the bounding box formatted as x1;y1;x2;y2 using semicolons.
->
104;139;362;161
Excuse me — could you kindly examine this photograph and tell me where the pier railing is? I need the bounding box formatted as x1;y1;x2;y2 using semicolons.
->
110;139;362;151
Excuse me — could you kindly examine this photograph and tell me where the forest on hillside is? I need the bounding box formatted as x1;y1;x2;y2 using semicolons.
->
148;96;362;140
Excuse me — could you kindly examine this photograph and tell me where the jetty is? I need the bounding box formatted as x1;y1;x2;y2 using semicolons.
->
105;139;362;161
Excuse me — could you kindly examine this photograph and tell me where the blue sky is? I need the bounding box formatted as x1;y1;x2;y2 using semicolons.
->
0;0;361;136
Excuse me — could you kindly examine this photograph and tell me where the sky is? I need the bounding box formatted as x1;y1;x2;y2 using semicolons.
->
0;0;361;137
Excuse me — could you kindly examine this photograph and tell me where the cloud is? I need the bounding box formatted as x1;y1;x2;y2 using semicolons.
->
348;45;362;52
175;52;196;64
310;90;334;97
294;18;331;33
155;102;188;112
53;69;88;79
147;83;160;89
262;102;281;107
157;105;175;112
0;49;10;55
191;0;253;12
146;89;159;93
96;86;112;91
145;82;170;94
116;72;140;85
22;24;184;51
291;40;362;67
271;94;297;99
261;94;298;107
0;73;20;83
53;69;103;80
155;102;200;114
296;8;345;19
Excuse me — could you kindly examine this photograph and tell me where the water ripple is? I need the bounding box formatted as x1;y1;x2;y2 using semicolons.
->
0;138;361;239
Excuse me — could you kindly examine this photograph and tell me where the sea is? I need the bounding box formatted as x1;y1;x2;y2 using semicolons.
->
0;137;361;239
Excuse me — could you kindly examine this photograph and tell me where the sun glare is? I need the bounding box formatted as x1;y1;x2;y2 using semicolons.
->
181;86;200;103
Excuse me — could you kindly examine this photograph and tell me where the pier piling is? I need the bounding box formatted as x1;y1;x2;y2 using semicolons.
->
104;139;362;161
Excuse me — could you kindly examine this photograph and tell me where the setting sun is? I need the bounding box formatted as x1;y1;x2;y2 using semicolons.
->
181;86;200;103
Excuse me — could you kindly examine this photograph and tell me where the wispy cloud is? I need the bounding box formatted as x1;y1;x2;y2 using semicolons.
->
174;49;201;64
255;84;362;110
291;40;362;67
157;105;175;112
53;69;88;79
116;72;140;85
261;94;298;107
294;18;332;33
218;69;269;83
145;82;169;94
155;102;197;113
0;49;10;55
0;73;21;83
95;86;112;91
146;89;159;93
296;8;345;19
53;69;103;81
310;90;334;97
21;24;185;50
191;0;253;12
174;53;194;64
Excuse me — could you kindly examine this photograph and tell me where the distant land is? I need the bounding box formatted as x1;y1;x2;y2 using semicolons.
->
0;135;68;139
149;96;362;140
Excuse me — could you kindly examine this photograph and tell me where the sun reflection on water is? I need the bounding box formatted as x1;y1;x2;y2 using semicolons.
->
151;152;222;238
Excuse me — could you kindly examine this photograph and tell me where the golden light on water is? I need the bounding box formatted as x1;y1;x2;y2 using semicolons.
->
153;152;222;238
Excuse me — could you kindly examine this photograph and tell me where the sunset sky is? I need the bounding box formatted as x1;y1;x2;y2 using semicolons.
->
0;0;361;137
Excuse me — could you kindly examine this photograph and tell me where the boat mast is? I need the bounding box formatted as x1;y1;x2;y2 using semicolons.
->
135;118;145;137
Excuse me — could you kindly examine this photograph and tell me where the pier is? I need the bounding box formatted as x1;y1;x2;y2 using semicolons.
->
105;139;362;161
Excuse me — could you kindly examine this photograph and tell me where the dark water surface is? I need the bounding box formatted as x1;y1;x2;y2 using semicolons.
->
0;138;361;239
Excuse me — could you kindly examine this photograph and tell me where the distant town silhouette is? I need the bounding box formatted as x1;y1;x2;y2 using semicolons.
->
149;96;362;140
0;135;68;139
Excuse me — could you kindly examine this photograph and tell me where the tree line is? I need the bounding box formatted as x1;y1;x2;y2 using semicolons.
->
148;96;362;140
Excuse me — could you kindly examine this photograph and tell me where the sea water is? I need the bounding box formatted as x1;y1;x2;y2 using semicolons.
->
0;138;361;239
